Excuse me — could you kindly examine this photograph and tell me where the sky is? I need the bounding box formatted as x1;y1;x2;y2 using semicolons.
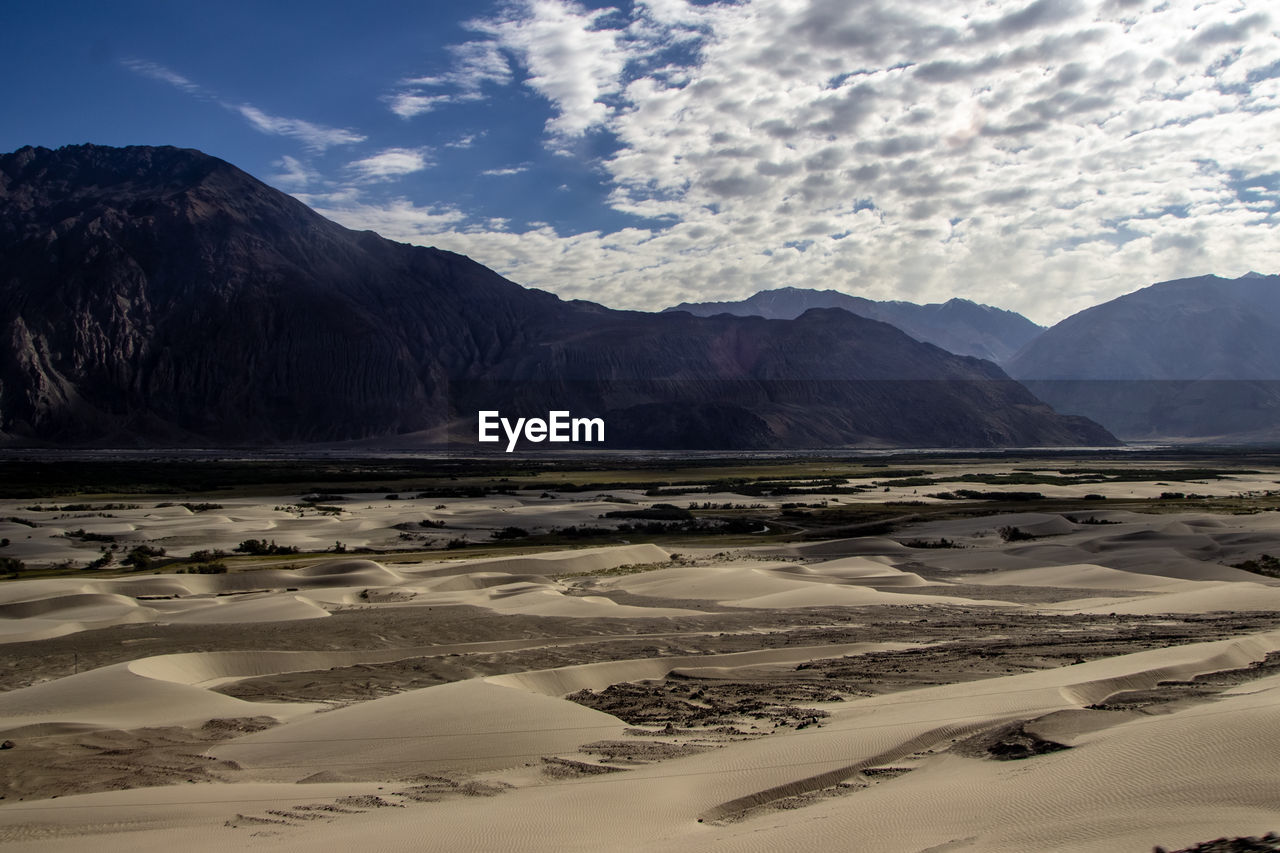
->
1;0;1277;326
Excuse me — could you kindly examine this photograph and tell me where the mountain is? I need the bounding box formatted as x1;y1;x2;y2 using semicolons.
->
1005;273;1280;441
666;287;1044;363
0;144;1116;449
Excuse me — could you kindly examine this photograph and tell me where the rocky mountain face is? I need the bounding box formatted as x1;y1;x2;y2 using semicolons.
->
666;287;1044;364
1006;273;1280;441
0;144;1116;449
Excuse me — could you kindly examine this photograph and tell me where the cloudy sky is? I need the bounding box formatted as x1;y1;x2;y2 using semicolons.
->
3;0;1277;324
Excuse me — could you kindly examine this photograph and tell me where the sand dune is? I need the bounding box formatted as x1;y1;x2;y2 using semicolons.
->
600;562;1004;608
212;679;627;779
405;543;670;578
1061;580;1280;615
162;594;331;624
776;555;933;587
0;661;325;734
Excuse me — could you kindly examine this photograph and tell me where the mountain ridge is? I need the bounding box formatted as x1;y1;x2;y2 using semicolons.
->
666;286;1044;363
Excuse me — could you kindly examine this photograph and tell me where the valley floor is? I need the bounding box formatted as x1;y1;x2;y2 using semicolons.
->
1;453;1279;852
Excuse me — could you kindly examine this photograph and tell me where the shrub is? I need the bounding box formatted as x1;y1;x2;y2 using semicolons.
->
998;526;1035;542
123;544;166;568
233;539;299;556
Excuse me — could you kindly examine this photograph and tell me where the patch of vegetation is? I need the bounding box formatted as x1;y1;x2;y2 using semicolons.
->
177;562;228;574
603;503;694;521
491;526;530;540
901;538;961;549
874;477;937;488
549;525;616;539
1068;467;1254;481
301;493;347;503
998;526;1036;542
931;490;1046;501
1234;554;1280;579
2;516;37;527
233;539;300;556
1155;832;1280;853
0;556;26;576
64;528;116;543
123;544;166;568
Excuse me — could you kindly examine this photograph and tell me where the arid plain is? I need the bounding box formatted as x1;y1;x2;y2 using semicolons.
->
2;454;1280;852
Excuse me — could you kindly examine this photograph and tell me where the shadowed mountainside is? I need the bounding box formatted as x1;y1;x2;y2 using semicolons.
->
0;144;1115;449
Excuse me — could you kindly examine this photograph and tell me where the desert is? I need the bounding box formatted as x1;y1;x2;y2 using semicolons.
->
1;452;1279;852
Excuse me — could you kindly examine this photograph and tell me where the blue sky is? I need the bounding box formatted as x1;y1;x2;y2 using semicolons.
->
2;0;1278;324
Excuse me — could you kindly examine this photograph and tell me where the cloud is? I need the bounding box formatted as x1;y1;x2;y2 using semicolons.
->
323;0;1280;326
346;147;433;181
388;92;457;119
122;57;366;152
236;105;366;151
481;166;530;176
270;155;321;188
120;59;204;95
388;39;513;118
472;0;631;139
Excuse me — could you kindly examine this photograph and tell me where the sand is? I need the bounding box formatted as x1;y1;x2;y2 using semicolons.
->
3;477;1280;852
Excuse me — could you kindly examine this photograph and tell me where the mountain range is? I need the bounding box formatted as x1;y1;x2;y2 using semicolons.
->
667;288;1044;364
0;144;1115;450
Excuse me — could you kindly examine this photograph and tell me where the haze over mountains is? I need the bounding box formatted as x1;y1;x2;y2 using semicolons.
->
0;144;1115;450
1007;273;1280;442
667;288;1044;364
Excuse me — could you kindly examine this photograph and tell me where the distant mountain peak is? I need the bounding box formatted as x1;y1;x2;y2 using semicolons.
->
1239;270;1272;280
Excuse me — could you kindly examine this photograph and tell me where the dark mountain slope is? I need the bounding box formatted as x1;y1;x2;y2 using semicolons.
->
1006;273;1280;440
0;144;1115;449
666;287;1043;363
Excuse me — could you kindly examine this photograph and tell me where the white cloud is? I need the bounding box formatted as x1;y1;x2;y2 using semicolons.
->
481;165;530;176
388;40;513;118
120;59;204;94
330;0;1279;325
270;155;321;188
346;147;434;181
310;198;470;241
237;105;366;151
123;58;367;152
473;0;634;140
388;92;457;119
